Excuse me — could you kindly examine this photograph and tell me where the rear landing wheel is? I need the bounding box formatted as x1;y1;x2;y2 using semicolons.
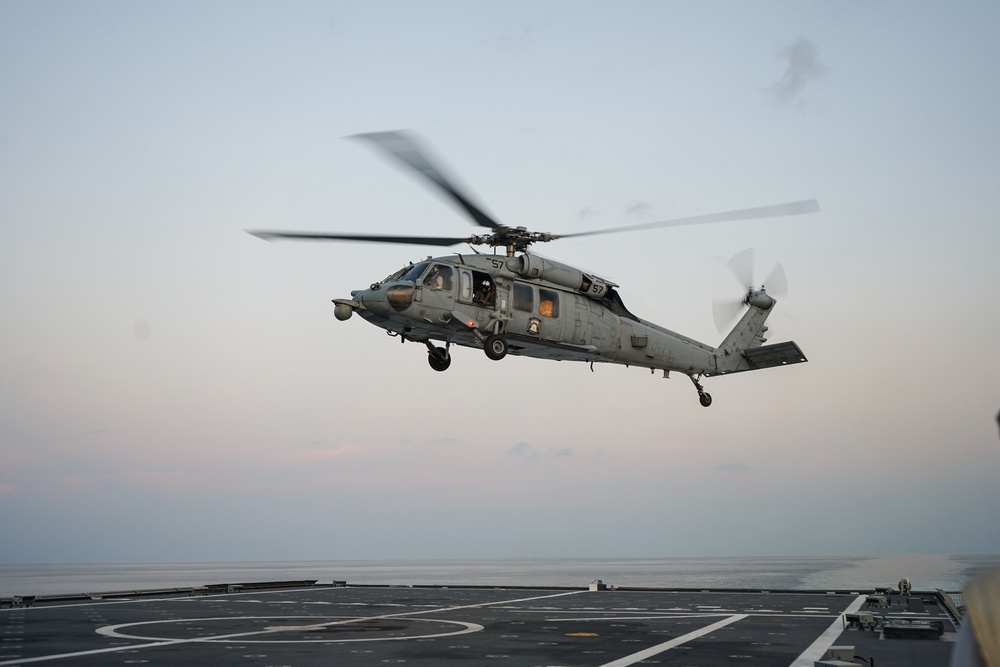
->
428;347;451;372
699;392;713;408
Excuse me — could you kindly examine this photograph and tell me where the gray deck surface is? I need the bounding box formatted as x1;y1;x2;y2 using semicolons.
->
0;585;957;666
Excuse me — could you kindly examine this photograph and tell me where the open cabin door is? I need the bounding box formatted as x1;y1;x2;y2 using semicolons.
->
457;267;500;330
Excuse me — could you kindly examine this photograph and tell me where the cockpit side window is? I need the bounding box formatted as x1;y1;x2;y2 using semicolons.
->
424;263;453;290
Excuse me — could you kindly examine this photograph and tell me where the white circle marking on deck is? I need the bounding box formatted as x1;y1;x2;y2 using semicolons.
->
97;615;483;644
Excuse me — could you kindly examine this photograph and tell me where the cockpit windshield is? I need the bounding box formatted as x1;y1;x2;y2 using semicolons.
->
383;267;407;282
398;261;431;284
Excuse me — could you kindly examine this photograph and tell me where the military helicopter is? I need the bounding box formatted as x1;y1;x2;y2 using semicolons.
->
250;131;818;407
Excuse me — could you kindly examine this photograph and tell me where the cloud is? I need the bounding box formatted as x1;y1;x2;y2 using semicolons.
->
507;441;538;458
625;201;653;217
0;482;15;494
767;38;825;103
506;442;573;460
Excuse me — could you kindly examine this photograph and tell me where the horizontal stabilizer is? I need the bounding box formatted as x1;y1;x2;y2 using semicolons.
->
744;341;807;369
705;341;807;377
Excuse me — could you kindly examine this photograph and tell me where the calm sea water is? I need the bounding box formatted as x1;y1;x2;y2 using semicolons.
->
2;555;998;598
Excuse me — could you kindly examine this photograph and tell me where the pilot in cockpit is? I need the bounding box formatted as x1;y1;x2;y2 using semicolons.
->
424;265;452;290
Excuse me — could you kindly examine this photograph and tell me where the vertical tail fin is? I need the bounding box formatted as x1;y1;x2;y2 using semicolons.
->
720;290;774;349
710;290;807;375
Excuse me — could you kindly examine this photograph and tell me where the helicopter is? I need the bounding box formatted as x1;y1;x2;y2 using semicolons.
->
249;131;818;407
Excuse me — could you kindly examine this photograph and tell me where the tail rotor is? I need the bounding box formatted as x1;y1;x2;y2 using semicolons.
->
713;248;787;333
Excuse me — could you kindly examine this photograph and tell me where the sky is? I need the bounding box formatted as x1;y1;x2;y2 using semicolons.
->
2;1;999;564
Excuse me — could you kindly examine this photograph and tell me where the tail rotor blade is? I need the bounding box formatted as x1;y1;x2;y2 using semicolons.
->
727;247;755;288
714;298;746;333
764;262;787;296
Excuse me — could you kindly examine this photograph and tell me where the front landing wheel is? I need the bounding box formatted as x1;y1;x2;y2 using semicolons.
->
428;348;451;372
484;334;508;361
699;392;713;408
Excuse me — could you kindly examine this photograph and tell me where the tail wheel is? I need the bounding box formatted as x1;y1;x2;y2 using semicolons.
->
484;334;508;361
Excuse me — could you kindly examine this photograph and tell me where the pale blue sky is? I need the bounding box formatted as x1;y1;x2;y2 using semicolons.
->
2;1;999;563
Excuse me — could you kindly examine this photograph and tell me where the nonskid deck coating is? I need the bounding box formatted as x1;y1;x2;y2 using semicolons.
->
0;585;958;666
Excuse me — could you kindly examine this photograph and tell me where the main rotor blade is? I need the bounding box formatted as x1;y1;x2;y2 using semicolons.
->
556;199;820;240
350;131;501;231
248;230;474;246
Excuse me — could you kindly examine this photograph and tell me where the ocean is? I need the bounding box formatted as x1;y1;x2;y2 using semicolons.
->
2;554;998;598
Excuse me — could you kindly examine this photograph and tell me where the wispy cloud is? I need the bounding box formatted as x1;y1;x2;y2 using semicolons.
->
626;201;653;217
715;461;751;472
507;441;537;458
767;38;824;104
0;482;15;494
507;442;572;460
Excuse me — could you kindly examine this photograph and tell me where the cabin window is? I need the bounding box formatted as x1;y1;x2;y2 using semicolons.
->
424;264;453;291
460;270;473;301
539;289;559;318
513;283;533;312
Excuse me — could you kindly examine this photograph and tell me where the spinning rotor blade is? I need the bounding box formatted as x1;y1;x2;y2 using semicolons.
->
727;247;756;288
556;199;820;240
725;247;787;295
714;247;789;332
350;131;501;231
713;298;747;333
250;131;819;253
247;230;474;246
764;262;787;296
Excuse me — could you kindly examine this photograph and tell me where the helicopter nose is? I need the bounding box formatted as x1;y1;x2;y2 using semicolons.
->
358;283;416;315
357;287;391;316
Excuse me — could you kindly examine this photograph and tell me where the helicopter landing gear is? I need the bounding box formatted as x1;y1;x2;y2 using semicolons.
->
426;342;451;372
483;334;508;361
688;374;712;407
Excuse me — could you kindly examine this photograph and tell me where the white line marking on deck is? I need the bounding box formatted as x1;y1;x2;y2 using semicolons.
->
788;594;866;667
596;614;748;667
